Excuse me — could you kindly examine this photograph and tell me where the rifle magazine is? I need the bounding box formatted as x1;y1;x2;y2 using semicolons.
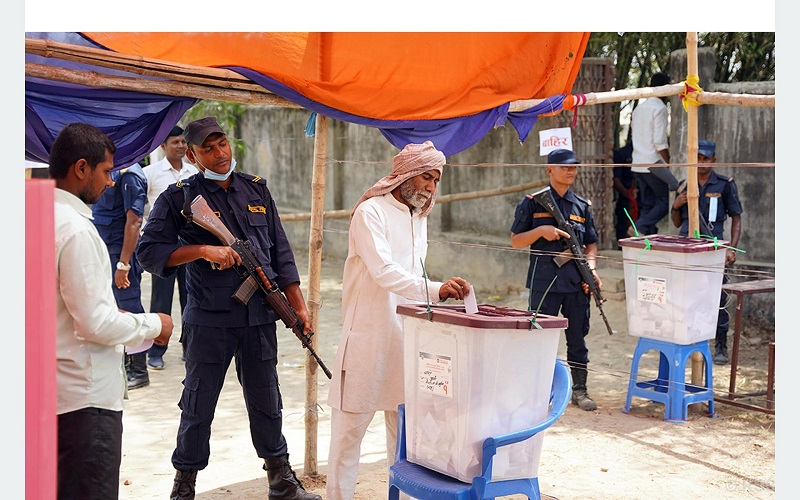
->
232;275;259;305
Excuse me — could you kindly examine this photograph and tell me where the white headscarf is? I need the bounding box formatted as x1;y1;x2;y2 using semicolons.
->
351;141;446;218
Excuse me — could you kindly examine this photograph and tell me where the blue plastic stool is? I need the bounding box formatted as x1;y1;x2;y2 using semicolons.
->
622;337;716;423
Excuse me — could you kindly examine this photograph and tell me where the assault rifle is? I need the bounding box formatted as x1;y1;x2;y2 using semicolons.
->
188;195;333;379
531;186;615;335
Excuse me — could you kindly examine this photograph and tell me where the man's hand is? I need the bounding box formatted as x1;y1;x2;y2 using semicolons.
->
200;244;242;270
153;312;174;346
725;248;737;267
283;282;314;337
673;192;688;210
542;226;570;242
581;269;603;295
438;276;471;301
114;268;131;289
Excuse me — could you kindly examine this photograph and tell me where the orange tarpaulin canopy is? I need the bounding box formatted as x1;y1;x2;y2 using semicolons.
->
83;32;589;121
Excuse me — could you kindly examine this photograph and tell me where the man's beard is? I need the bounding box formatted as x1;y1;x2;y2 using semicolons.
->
79;185;102;205
399;181;431;210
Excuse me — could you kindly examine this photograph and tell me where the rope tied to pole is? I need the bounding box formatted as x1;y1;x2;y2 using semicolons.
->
680;74;703;111
563;93;587;110
563;94;587;127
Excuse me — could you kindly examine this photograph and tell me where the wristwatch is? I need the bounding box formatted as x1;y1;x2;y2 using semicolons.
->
116;261;131;272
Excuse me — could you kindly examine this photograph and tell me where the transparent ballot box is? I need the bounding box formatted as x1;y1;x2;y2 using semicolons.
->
397;303;566;482
619;235;728;345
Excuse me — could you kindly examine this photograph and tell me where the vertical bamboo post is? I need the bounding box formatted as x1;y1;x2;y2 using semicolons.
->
686;32;705;386
686;34;700;239
304;113;328;476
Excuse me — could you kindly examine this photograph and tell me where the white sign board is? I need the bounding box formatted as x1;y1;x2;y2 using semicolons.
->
538;127;573;156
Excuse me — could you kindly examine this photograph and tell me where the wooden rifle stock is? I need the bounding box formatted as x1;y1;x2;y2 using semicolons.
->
189;195;333;378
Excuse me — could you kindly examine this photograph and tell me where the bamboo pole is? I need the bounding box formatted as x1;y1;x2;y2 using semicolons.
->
508;85;774;113
696;91;775;107
686;35;701;239
279;179;549;222
26;38;262;91
304;114;328;477
686;32;705;387
26;62;301;108
509;83;685;112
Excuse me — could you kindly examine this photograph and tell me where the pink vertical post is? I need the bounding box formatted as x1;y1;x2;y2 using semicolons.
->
26;178;57;500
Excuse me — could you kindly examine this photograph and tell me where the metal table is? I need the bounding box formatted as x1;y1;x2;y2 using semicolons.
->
713;278;775;414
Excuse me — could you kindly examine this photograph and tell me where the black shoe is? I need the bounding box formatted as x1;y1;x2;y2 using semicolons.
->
569;366;597;411
714;346;729;365
571;388;597;411
264;455;321;500
127;353;150;389
171;469;197;500
127;372;150;390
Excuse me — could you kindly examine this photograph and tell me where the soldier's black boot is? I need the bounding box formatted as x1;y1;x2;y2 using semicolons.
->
570;365;597;411
714;343;729;365
170;469;197;500
263;455;321;500
127;352;150;390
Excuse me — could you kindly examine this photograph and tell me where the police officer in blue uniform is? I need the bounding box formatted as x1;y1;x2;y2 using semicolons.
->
91;161;151;389
138;117;321;500
510;149;602;411
671;140;743;364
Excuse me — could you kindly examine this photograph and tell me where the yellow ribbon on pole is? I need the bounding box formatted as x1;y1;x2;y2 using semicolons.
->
680;74;703;111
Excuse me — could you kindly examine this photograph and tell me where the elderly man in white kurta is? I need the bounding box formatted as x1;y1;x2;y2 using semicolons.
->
326;141;471;500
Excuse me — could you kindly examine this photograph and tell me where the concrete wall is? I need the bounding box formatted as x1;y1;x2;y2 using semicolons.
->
237;49;775;322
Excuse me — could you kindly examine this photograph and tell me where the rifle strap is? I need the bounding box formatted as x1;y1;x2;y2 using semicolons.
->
179;180;194;223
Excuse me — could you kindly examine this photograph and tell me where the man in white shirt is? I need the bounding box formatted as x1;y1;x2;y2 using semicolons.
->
51;122;173;499
326;141;471;500
630;72;679;235
142;126;198;369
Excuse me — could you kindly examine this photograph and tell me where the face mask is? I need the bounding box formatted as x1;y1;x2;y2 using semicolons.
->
200;157;236;181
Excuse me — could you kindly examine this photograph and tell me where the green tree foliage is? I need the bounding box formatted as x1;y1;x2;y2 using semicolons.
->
701;32;775;83
181;100;248;165
585;32;775;148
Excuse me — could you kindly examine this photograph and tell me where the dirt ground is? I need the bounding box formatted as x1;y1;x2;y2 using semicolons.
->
118;255;776;500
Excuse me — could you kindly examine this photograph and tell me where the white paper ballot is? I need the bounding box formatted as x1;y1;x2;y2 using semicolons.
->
464;285;478;314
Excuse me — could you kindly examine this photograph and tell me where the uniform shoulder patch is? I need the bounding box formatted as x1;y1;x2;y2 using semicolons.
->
241;172;266;184
171;179;188;192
